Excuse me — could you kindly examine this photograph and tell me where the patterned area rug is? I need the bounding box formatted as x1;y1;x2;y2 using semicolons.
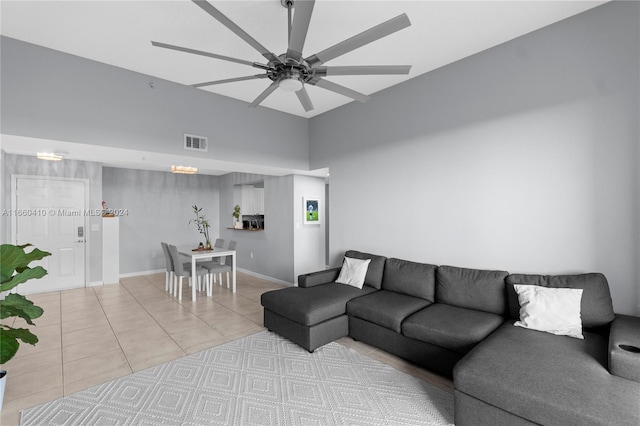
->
20;331;454;425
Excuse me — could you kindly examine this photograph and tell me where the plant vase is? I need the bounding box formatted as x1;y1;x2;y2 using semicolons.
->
0;369;5;411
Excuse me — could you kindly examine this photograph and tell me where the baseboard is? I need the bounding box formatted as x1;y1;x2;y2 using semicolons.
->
88;281;104;287
119;269;165;278
110;268;292;287
236;268;294;287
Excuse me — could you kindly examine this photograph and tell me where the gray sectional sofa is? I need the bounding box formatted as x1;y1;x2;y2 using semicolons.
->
260;250;640;425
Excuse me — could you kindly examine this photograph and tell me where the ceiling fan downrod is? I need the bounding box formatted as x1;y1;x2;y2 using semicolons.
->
282;0;294;42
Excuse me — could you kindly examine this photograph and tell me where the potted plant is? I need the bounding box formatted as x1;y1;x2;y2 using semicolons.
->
232;205;241;229
0;243;51;410
189;204;212;249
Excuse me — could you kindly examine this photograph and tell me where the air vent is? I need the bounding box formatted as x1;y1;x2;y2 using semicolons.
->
184;134;208;152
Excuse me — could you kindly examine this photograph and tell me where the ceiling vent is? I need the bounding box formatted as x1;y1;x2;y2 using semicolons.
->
184;134;208;152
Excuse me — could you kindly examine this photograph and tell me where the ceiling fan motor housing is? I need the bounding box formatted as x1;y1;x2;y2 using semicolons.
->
268;55;314;87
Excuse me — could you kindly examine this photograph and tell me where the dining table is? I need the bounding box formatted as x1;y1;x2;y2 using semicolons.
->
178;245;237;302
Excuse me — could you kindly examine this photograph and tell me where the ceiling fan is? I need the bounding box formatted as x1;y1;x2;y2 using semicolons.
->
151;0;412;112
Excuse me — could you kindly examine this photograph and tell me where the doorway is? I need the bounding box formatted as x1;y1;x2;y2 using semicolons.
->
11;176;89;293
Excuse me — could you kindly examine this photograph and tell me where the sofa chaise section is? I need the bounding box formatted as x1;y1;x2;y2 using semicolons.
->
453;272;640;425
260;251;384;352
454;321;640;425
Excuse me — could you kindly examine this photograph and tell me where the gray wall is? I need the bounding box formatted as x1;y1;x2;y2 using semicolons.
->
102;167;220;275
0;36;309;171
293;175;326;280
1;153;103;283
218;173;295;284
309;2;640;314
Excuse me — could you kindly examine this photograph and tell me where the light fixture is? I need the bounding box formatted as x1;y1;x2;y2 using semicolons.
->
278;77;303;92
171;165;198;174
36;152;63;161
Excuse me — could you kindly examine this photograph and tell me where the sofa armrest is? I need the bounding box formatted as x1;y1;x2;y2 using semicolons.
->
298;267;341;288
609;314;640;382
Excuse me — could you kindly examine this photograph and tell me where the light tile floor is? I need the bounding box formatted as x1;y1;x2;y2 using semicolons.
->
1;272;453;425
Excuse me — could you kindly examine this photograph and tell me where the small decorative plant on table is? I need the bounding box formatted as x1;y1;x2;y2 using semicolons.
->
0;243;51;409
189;204;212;249
232;205;241;229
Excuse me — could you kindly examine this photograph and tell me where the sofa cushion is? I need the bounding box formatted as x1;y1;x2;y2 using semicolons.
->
344;250;386;289
402;303;505;354
454;322;640;426
436;265;509;315
261;284;376;326
381;258;437;302
506;273;615;329
347;290;431;333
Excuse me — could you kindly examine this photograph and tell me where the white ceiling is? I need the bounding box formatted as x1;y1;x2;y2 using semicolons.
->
1;0;606;119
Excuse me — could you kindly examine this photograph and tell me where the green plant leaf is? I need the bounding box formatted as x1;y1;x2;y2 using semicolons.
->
0;244;50;285
0;333;20;365
23;247;52;266
0;293;44;323
0;244;26;283
0;326;38;345
0;266;49;294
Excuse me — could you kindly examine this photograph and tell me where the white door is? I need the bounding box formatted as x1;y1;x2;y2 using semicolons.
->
13;177;87;293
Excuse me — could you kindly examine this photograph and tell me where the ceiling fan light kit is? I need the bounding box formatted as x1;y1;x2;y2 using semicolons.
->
278;76;304;92
152;0;412;112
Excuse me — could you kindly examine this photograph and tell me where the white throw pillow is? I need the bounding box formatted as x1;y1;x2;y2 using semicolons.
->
513;284;584;339
336;257;371;289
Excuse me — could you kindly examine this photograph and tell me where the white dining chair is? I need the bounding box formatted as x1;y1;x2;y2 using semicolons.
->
168;244;209;300
203;240;236;293
160;242;174;295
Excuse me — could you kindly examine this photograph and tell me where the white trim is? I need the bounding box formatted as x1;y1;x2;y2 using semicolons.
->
119;269;165;278
108;268;292;287
236;267;293;287
88;281;104;287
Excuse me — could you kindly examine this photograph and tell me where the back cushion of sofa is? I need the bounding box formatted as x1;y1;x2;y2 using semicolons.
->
382;258;437;302
344;250;387;289
436;265;509;316
506;273;615;329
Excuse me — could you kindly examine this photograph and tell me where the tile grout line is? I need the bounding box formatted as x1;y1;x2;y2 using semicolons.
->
90;284;138;378
116;277;191;357
136;275;264;344
59;287;126;395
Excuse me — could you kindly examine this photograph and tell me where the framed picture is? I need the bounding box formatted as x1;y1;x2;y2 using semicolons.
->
303;196;321;224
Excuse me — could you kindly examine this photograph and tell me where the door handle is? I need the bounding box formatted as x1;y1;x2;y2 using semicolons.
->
74;240;84;243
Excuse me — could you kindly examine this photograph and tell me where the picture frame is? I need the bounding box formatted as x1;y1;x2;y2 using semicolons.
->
303;196;321;224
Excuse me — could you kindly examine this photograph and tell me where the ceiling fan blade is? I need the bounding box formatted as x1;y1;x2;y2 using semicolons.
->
192;74;268;88
309;78;370;103
287;0;315;62
191;0;282;64
317;65;412;76
306;13;411;68
151;41;267;69
295;86;314;112
249;81;280;107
